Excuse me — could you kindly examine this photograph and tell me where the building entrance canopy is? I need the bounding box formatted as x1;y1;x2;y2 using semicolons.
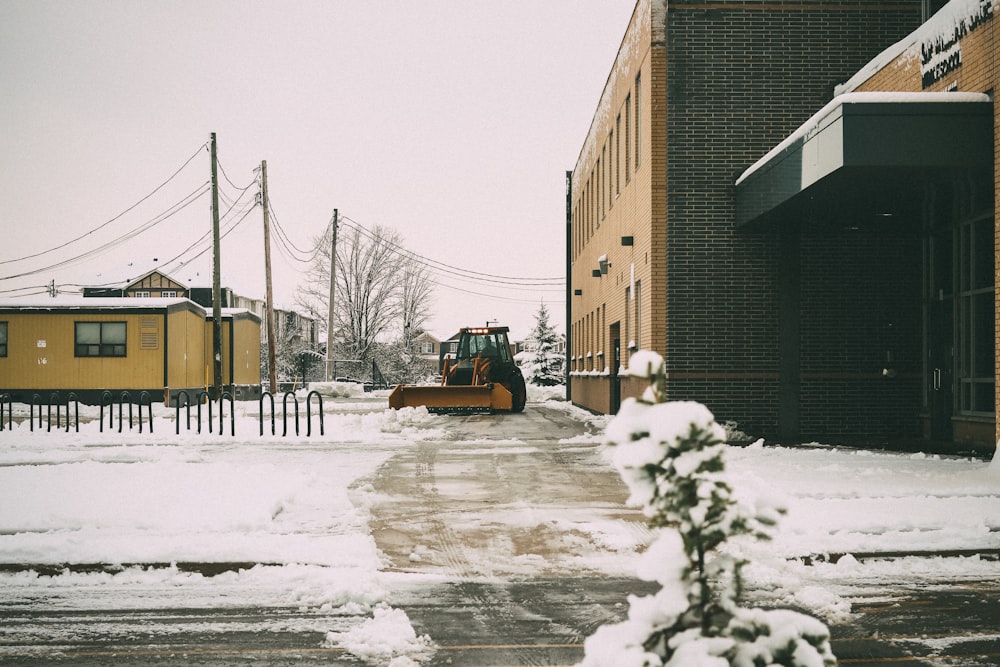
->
735;92;992;229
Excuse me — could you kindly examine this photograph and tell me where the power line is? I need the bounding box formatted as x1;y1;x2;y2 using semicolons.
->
339;216;565;288
0;183;211;281
435;280;566;305
156;181;260;276
0;141;209;267
266;199;324;265
217;157;257;192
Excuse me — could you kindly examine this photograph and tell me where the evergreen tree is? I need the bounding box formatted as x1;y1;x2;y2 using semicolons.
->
579;351;836;667
527;303;563;386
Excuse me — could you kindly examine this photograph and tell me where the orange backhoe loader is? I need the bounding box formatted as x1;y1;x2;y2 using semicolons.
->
388;326;527;412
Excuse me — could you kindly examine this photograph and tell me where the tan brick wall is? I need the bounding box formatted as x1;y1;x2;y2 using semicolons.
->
570;0;664;395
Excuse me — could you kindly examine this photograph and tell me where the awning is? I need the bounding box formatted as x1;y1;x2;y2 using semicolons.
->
735;92;993;229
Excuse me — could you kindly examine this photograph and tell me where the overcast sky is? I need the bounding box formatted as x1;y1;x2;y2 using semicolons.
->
0;1;634;339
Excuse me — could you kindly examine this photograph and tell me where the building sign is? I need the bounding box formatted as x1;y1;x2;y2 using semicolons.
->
921;0;993;88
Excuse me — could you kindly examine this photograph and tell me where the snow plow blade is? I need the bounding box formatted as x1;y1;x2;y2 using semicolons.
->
388;383;514;412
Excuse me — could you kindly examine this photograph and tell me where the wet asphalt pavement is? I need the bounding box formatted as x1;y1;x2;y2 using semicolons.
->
2;403;1000;666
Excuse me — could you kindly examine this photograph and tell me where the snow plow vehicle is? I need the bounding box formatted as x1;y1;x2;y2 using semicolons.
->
388;326;527;413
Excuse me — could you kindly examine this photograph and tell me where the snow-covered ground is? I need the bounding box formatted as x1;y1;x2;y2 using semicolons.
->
1;383;998;665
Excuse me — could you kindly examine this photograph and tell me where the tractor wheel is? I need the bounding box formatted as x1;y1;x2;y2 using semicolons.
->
510;374;527;413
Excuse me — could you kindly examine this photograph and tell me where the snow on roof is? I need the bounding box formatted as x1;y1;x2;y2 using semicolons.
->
734;91;991;186
835;0;997;94
0;296;197;311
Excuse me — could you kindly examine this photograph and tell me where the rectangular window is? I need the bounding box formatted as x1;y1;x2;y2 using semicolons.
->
634;281;642;350
599;151;604;221
615;115;621;195
625;287;632;352
635;72;642;169
75;321;127;357
0;321;7;357
134;291;150;298
161;290;177;298
420;342;434;354
957;215;995;415
625;93;632;184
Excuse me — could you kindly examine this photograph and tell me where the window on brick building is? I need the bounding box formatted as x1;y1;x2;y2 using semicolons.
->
634;280;642;350
923;0;950;20
634;73;642;169
625;94;632;184
625;286;632;351
615;114;621;196
0;321;7;357
599;149;605;221
957;214;995;415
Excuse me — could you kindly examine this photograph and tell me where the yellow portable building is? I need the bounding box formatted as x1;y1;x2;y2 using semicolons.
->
0;297;261;404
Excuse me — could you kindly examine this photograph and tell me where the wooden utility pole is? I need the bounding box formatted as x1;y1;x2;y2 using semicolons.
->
261;160;278;394
325;209;338;381
210;133;223;398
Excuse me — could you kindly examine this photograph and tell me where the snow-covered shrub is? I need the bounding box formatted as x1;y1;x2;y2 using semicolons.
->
579;351;836;667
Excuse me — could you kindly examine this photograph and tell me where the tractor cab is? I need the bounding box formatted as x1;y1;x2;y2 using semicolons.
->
456;327;513;363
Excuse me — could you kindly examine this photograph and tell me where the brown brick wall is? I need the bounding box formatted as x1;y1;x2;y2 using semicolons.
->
663;0;923;435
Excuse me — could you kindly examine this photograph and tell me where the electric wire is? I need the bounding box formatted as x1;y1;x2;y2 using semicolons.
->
338;217;564;292
340;215;564;285
0;142;208;267
436;279;566;305
266;200;325;265
0;183;211;281
156;181;260;276
217;157;257;192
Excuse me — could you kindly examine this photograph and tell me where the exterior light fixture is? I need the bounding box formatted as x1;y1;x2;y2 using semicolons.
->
574;289;583;296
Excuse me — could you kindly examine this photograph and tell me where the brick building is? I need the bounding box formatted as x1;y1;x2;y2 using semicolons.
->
569;0;997;451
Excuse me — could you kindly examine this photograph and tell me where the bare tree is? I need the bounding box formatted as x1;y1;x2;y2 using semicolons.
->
400;256;434;350
296;223;433;379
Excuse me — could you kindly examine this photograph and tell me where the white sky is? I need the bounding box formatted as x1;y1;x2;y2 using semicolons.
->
0;0;636;340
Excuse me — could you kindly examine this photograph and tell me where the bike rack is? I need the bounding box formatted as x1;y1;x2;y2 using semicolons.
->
175;391;192;434
30;394;42;432
47;393;60;432
66;393;79;433
118;391;134;432
100;391;114;432
219;392;235;436
282;392;299;436
46;392;80;433
0;393;10;431
138;391;153;433
260;392;276;436
306;390;324;437
196;391;212;434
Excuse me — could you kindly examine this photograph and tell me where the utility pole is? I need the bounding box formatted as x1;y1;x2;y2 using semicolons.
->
261;160;278;394
326;209;338;381
210;133;223;398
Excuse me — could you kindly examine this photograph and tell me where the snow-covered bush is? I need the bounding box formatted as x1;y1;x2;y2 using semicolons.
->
579;351;836;667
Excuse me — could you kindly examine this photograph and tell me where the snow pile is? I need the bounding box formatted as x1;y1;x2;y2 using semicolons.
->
307;380;368;398
323;606;435;665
